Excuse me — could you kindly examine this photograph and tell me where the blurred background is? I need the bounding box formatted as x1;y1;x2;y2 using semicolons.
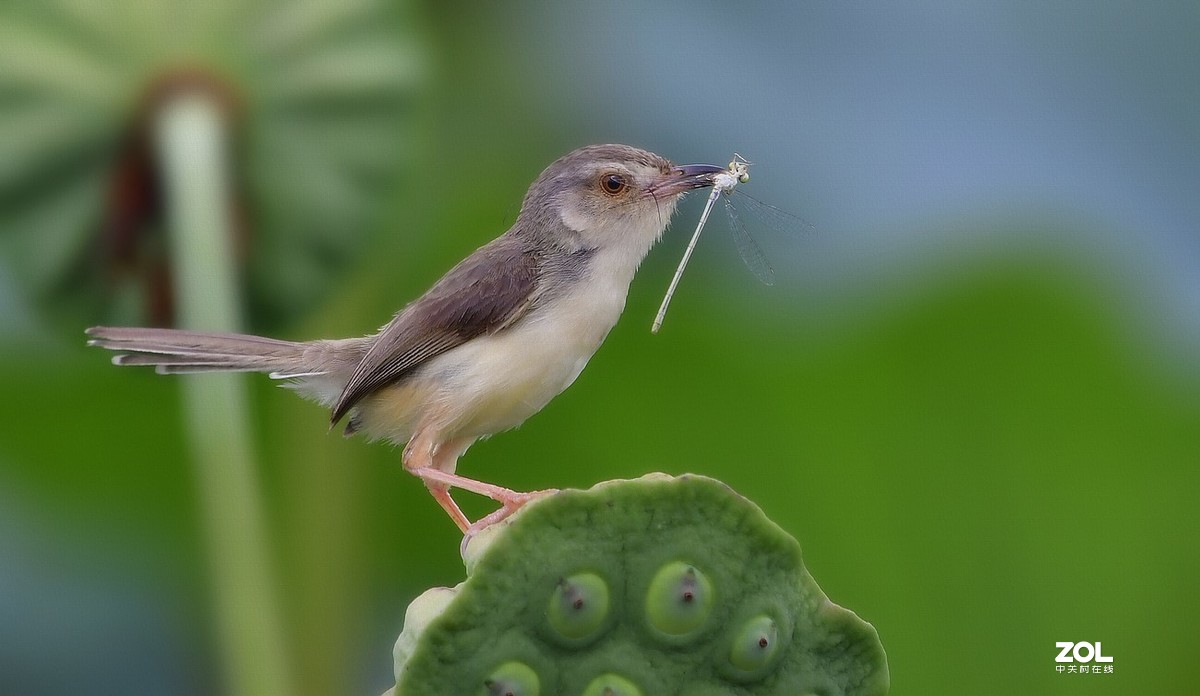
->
1;1;1197;695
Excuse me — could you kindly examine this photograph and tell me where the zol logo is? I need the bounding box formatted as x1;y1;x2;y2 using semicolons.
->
1055;642;1113;663
1054;642;1114;675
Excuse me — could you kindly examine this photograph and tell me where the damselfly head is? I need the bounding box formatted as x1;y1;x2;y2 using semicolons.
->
729;153;752;184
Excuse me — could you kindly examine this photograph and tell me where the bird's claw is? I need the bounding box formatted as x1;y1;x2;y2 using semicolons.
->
465;488;558;536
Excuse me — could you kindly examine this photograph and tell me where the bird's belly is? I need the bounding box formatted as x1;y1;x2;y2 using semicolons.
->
440;345;586;436
433;306;614;437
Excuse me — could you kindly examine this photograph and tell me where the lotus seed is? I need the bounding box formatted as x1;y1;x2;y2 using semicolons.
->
482;661;540;696
547;573;610;641
729;615;780;673
580;673;643;696
645;562;714;636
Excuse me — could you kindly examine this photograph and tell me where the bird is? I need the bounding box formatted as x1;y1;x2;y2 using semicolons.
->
87;144;726;533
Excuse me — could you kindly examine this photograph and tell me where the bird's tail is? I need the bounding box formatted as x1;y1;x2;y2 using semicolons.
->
86;326;329;379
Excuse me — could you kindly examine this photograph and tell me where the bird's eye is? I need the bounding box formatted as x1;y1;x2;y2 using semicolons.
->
599;173;628;196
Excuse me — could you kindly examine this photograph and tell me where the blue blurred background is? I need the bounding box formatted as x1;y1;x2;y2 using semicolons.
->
1;1;1197;694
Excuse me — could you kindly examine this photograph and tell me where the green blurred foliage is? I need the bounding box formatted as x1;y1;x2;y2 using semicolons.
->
0;0;424;331
1;2;1198;696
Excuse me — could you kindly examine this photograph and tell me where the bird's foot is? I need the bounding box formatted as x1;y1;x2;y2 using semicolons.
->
464;488;558;535
414;467;556;535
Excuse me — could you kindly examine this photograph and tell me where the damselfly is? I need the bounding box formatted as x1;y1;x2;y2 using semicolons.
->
652;154;810;333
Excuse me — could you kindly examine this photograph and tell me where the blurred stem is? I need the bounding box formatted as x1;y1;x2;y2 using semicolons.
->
154;94;293;696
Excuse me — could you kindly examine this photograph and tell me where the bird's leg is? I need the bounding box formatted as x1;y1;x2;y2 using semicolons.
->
415;467;540;504
428;485;472;534
404;431;555;532
419;467;554;536
410;434;556;532
402;433;472;532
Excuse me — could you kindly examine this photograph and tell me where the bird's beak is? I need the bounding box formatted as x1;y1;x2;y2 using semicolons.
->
649;163;727;197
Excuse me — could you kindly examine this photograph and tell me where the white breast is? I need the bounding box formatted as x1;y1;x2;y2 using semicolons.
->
436;249;633;437
359;245;641;445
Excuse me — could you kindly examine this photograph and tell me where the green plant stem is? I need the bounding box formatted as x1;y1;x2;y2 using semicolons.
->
154;93;293;696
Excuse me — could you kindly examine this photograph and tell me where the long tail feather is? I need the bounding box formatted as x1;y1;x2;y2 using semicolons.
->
87;326;313;376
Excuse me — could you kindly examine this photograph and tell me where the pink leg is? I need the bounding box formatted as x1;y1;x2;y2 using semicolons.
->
405;431;556;533
415;467;522;502
416;468;556;534
428;486;472;533
403;432;473;532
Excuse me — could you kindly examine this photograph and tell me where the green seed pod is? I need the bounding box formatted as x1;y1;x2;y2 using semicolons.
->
580;673;643;696
547;573;611;642
481;662;540;696
644;562;715;638
390;474;889;696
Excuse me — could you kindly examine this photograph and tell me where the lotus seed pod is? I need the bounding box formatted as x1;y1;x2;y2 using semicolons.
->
392;586;459;673
548;573;611;642
391;474;889;695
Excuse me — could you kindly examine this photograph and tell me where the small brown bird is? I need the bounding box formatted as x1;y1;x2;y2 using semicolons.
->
88;144;725;532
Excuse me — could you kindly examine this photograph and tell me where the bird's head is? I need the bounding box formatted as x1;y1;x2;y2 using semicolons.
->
516;144;724;259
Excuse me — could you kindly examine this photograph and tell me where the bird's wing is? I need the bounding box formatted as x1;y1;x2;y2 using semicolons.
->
330;237;540;424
